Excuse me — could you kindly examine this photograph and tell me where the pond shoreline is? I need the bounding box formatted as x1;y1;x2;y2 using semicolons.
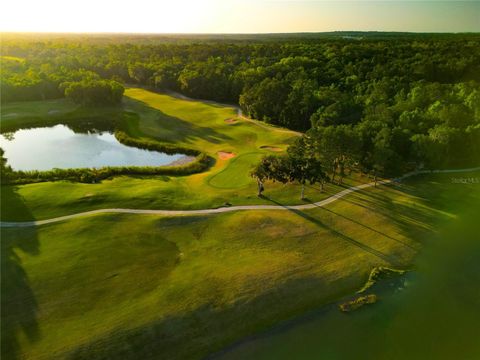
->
1;124;209;184
207;269;412;360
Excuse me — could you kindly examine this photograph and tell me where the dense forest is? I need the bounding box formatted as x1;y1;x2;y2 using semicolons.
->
1;33;479;177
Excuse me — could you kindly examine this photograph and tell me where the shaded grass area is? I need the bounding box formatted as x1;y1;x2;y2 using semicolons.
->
1;189;39;360
0;98;120;132
2;173;478;360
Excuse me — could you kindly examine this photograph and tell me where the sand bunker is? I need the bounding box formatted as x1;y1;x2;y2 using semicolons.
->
260;145;283;152
224;118;237;124
218;152;236;160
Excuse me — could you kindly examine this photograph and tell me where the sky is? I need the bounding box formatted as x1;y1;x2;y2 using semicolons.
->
1;0;478;33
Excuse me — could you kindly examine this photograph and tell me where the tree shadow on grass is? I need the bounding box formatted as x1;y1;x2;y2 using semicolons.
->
1;187;40;360
1;186;36;222
140;86;240;110
262;177;465;261
331;188;435;245
125;98;232;146
328;177;480;249
291;209;406;267
263;196;406;268
318;205;419;252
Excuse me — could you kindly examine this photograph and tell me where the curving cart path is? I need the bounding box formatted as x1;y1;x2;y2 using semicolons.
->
2;167;479;228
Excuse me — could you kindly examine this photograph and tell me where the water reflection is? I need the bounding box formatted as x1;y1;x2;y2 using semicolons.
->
0;125;188;171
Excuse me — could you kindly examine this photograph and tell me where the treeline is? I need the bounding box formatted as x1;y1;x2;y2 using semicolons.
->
1;57;124;105
2;34;479;174
2;35;479;126
63;79;124;106
252;80;480;197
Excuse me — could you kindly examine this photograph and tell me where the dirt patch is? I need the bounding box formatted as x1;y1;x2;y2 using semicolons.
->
224;118;237;124
260;145;283;152
218;152;236;160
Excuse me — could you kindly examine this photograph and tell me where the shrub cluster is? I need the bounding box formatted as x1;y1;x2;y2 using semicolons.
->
114;131;199;156
339;294;377;312
358;267;407;294
5;153;209;185
63;79;124;106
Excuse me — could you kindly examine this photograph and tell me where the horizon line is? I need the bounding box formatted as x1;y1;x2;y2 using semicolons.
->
2;30;478;35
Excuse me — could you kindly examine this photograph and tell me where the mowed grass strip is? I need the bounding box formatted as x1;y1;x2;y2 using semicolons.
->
3;174;478;360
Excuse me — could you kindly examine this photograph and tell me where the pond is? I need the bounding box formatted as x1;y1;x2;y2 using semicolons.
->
0;125;191;171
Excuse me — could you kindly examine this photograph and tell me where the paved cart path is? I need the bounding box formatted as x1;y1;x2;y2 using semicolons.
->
2;167;479;228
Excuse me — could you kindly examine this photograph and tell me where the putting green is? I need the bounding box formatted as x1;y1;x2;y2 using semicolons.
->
208;152;264;189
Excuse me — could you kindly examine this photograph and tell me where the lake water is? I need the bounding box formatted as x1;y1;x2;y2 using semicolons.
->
0;125;190;171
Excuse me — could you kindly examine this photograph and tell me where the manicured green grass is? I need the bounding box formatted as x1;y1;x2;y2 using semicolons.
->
1;88;366;221
208;152;264;189
2;173;479;360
